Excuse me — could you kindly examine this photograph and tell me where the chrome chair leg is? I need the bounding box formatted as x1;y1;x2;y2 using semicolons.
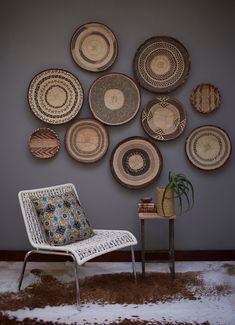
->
18;250;35;291
131;246;137;282
70;254;81;311
18;249;81;310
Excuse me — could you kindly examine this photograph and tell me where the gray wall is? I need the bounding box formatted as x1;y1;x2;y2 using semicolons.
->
1;0;234;251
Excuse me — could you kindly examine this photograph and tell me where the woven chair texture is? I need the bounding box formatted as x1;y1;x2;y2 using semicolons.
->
18;183;137;309
18;183;137;264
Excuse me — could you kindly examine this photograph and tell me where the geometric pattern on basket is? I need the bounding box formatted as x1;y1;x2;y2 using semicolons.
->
134;36;190;93
141;97;186;141
31;191;94;246
28;128;60;159
28;69;83;125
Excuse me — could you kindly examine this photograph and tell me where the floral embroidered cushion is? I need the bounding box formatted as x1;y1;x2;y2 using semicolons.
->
31;191;94;246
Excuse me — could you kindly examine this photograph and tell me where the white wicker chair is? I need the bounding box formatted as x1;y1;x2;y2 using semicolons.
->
18;183;137;309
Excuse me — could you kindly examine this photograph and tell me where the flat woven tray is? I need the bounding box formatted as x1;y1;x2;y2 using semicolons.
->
185;125;231;170
191;83;221;113
28;128;60;159
71;22;118;72
134;36;190;93
110;137;163;189
28;69;83;124
142;96;186;141
65;118;109;163
89;73;140;125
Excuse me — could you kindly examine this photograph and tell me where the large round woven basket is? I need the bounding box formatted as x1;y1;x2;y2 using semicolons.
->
110;137;163;189
185;125;232;171
65;118;109;163
142;96;186;141
134;36;190;93
28;69;84;125
71;22;118;72
89;73;140;126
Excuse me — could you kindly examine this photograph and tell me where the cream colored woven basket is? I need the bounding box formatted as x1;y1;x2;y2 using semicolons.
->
156;187;175;217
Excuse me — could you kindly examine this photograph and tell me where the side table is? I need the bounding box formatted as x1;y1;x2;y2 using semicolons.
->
138;212;176;278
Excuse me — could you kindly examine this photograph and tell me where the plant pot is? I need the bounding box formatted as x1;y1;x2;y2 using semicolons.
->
156;186;175;217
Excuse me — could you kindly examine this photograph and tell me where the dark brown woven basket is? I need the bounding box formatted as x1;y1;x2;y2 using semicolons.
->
191;83;221;113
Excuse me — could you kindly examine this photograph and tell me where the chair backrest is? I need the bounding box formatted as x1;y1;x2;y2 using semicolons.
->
18;183;79;248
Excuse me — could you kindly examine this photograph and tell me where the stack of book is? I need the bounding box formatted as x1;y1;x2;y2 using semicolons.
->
138;196;156;213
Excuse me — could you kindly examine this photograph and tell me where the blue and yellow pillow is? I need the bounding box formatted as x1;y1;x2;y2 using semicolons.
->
31;191;94;246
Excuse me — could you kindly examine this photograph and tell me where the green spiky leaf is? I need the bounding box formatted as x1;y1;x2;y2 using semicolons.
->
160;171;194;216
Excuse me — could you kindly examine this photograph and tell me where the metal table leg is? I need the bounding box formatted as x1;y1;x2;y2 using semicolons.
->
141;219;145;277
169;219;175;278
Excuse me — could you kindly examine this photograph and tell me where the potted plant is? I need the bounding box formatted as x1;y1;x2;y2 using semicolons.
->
156;172;194;217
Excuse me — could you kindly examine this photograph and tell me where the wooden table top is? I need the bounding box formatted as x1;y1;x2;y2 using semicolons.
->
138;212;176;220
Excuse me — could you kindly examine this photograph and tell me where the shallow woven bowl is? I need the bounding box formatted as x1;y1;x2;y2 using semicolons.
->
28;128;60;159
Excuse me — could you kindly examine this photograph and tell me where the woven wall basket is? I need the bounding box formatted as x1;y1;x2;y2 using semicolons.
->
28;128;60;159
191;83;221;114
28;69;84;125
185;125;232;171
156;187;175;217
110;137;163;189
134;36;190;93
65;118;109;163
89;73;141;125
142;96;186;141
71;22;118;72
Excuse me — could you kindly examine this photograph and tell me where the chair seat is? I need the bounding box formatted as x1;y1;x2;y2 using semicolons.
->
33;229;137;265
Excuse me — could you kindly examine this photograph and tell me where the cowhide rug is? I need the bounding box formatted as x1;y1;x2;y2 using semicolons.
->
0;262;235;325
